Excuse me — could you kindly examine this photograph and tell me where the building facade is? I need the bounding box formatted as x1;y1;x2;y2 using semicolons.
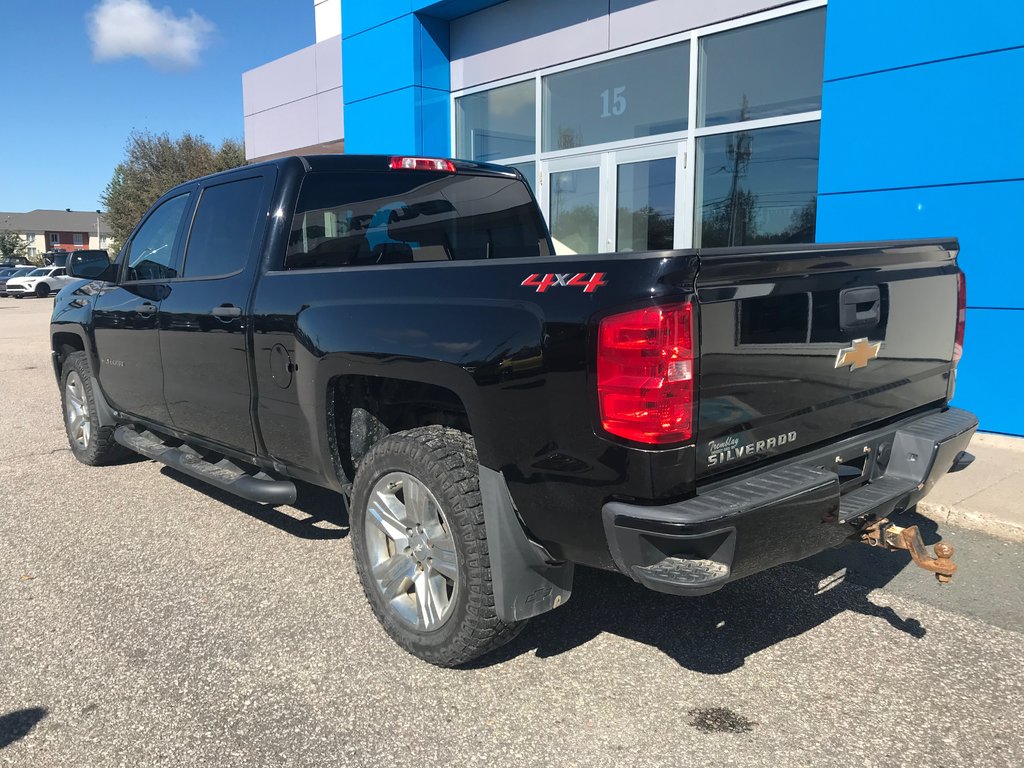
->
0;210;112;261
242;0;1023;436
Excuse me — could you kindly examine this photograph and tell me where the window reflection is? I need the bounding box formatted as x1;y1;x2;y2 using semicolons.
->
698;8;825;127
456;81;536;162
697;122;820;247
543;43;689;151
616;158;675;252
550;168;600;255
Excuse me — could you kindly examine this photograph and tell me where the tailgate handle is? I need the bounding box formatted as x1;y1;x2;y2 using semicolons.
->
839;286;880;330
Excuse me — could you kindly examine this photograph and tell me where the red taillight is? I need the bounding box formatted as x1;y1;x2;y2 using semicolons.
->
597;302;695;445
953;271;966;366
389;156;456;173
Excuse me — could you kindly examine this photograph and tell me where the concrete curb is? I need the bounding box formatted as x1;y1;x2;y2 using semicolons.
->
916;500;1024;544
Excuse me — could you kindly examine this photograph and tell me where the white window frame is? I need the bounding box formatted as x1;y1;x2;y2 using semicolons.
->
73;233;84;246
50;233;60;245
450;0;826;248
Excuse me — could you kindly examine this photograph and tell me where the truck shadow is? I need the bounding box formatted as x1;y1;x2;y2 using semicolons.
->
0;707;47;750
476;513;940;674
158;467;350;540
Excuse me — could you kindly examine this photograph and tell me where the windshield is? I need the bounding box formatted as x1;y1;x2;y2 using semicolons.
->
27;268;47;277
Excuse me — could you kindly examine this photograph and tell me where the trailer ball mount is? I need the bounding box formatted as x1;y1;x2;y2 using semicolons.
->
859;518;957;583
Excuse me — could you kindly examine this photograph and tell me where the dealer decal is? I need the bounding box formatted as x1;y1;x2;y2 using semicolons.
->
707;431;797;467
521;272;607;293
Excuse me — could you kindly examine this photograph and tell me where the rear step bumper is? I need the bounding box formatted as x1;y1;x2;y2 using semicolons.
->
114;426;297;505
602;407;978;596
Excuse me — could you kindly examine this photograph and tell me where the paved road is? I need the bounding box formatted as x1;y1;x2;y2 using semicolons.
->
2;296;1023;767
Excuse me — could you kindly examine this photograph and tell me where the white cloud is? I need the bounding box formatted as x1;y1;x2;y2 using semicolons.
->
88;0;215;71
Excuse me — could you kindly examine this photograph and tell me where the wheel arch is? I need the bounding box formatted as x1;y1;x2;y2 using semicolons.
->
327;373;477;483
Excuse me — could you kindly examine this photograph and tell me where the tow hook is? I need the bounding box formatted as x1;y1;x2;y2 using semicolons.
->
859;518;957;584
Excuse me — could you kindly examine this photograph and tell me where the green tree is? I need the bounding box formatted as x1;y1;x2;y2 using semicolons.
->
101;130;246;244
0;230;29;260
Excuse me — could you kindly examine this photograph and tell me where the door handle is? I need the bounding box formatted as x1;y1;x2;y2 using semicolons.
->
137;303;157;316
211;304;242;319
839;286;881;330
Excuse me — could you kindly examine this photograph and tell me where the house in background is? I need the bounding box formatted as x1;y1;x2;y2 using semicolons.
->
0;209;112;261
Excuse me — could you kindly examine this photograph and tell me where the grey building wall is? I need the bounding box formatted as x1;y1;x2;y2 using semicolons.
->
450;0;792;90
242;34;344;161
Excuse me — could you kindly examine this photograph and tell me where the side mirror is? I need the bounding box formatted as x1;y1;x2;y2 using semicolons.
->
67;250;113;281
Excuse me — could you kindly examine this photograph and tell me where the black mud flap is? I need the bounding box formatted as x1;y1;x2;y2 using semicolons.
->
479;466;574;622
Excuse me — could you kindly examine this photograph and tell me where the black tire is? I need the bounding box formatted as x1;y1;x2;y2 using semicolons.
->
350;426;523;667
60;351;133;466
35;283;50;298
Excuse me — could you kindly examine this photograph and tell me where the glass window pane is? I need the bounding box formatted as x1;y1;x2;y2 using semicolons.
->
508;162;536;195
616;158;675;252
456;81;536;162
184;177;266;278
698;8;825;127
125;193;190;281
549;167;599;255
543;43;689;152
696;122;820;248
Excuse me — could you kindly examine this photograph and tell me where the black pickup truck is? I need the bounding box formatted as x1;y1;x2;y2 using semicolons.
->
52;154;976;666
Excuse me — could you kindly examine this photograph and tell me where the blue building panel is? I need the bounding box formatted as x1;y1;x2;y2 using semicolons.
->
343;0;505;38
954;309;1024;435
819;0;1024;434
819;47;1024;194
342;15;419;104
817;181;1024;311
343;1;414;38
343;87;450;155
823;0;1024;80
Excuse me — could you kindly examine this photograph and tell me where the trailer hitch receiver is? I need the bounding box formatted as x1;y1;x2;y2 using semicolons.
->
859;519;957;583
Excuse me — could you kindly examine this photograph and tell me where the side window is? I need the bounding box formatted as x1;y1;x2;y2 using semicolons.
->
124;193;191;282
182;177;266;279
53;268;65;277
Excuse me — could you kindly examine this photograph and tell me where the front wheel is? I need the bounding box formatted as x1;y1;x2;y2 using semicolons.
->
350;426;523;666
35;283;50;298
61;351;132;466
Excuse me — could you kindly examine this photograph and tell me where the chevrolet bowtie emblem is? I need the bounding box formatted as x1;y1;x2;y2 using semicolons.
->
835;338;882;371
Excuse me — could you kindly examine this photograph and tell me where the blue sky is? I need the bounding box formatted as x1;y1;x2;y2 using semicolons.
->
0;1;312;212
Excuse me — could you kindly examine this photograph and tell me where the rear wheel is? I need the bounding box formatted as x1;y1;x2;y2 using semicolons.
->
35;283;49;298
350;426;523;666
61;351;132;466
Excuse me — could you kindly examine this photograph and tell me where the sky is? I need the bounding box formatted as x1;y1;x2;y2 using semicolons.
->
0;0;313;212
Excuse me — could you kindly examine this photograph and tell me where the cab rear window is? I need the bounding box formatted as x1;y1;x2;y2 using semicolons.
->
285;171;551;269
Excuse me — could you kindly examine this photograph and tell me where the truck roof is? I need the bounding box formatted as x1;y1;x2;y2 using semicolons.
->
170;154;521;193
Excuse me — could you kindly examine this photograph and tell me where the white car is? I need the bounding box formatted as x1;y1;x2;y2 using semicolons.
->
5;266;74;299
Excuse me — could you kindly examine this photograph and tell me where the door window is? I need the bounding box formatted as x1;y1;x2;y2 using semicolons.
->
182;177;266;278
124;193;191;282
549;167;600;255
616;158;676;252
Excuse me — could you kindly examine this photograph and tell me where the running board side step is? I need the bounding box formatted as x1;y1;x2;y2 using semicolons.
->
114;426;297;505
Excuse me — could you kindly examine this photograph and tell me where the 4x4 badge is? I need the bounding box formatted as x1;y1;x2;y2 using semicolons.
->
521;272;607;293
835;338;882;371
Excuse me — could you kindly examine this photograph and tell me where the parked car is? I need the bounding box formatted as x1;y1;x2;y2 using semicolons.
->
6;266;73;298
52;155;976;666
0;255;32;268
0;267;37;296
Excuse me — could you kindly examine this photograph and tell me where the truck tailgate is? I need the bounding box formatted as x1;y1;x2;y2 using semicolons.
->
694;240;960;479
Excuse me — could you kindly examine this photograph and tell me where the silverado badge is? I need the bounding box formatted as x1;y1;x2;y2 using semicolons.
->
835;338;882;371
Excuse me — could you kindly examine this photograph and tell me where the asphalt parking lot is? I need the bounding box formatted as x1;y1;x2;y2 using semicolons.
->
2;295;1023;767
